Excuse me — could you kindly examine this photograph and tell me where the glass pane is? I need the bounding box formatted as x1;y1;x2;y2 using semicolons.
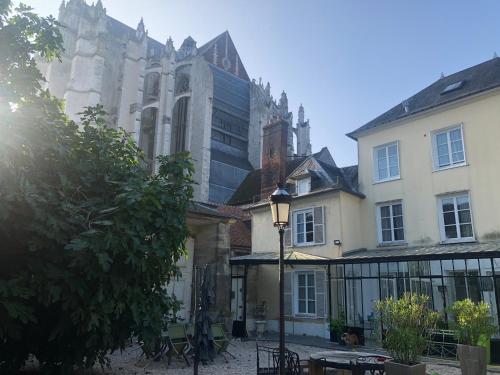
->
408;261;419;277
388;144;398;157
467;275;481;302
379;263;389;277
466;259;479;276
482;278;499;333
346;279;363;327
352;264;362;278
431;278;446;315
305;232;314;242
420;278;433;300
362;263;370;277
345;264;353;278
398;262;408;277
362;278;379;331
443;212;456;225
297;232;304;243
494;259;500;273
393;215;403;229
392;204;403;216
370;263;379;277
331;279;345;320
442;260;453;275
378;167;388;181
436;133;448;146
308;287;315;300
449;128;462;142
456;196;470;210
445;225;458;238
382;230;392;242
389;166;399;177
298;300;306;313
388;262;398;277
307;273;314;286
298;274;306;285
381;218;391;229
394;229;404;241
459;224;473;238
442;199;455;212
298;287;305;299
296;213;304;224
430;260;442;276
452;151;464;163
380;206;390;218
305;212;313;222
480;258;493;276
419;261;431;276
453;259;466;273
308;301;315;314
458;210;471;224
438;154;450;167
333;264;344;278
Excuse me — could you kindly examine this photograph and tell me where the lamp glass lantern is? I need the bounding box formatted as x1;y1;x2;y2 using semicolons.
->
269;185;292;228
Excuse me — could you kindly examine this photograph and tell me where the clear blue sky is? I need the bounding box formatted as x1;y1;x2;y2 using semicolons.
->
26;0;500;166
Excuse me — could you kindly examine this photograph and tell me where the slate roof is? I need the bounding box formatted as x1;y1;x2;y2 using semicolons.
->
227;157;304;205
340;241;500;262
347;57;500;140
229;242;500;265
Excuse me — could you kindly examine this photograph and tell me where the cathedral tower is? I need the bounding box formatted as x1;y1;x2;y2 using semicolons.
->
295;104;312;156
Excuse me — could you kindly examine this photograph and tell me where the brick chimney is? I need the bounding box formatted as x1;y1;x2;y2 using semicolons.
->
260;117;289;199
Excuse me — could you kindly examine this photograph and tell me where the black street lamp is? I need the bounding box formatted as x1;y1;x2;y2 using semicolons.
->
269;184;292;375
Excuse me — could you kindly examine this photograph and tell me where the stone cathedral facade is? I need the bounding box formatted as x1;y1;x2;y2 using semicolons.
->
39;0;313;203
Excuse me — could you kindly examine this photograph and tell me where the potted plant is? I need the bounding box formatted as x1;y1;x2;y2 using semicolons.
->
450;299;496;375
254;301;268;338
375;293;439;375
329;311;346;344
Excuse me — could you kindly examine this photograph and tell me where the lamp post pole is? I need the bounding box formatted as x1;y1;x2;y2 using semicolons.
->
278;226;285;375
269;184;291;375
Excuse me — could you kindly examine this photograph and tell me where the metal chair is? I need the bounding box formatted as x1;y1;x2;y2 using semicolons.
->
167;323;192;366
256;342;278;374
212;323;235;361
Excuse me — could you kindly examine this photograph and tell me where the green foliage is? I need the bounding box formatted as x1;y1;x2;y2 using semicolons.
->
0;3;194;373
375;293;439;365
329;311;346;334
0;1;63;106
449;299;497;346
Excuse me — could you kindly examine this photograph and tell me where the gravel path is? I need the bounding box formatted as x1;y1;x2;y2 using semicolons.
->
93;340;495;375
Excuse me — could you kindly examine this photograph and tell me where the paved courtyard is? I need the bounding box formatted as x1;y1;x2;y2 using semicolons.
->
90;339;498;375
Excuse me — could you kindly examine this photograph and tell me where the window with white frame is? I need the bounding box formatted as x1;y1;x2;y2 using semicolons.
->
296;177;311;196
438;193;474;241
294;209;314;245
377;202;405;243
296;272;315;315
432;126;466;169
373;142;400;182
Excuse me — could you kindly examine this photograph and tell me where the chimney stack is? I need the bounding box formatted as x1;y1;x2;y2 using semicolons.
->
260;117;289;199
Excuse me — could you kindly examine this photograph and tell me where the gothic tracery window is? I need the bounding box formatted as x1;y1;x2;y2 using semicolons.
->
143;72;160;104
174;65;191;96
171;97;189;154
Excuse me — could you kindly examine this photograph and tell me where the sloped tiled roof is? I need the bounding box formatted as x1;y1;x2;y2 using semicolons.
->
347;57;500;140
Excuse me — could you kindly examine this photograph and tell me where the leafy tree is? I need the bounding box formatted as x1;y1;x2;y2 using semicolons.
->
0;2;193;373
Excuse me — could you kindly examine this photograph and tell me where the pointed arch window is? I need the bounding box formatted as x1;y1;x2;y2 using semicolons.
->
143;72;160;104
171;97;189;154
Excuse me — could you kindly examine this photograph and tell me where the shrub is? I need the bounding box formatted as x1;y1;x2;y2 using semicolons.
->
449;299;497;346
375;293;439;365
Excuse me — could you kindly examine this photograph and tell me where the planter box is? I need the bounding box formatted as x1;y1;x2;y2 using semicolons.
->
385;361;426;375
457;344;487;375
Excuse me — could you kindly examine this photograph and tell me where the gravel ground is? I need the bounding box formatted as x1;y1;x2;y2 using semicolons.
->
88;339;498;375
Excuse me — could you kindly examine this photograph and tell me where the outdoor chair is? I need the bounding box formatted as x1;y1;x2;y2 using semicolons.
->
256;342;278;374
167;323;192;366
212;323;236;361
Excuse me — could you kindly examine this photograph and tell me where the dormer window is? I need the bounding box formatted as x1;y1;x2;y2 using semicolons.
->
296;177;311;196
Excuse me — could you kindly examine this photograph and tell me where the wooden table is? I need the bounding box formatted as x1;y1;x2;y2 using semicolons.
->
308;350;391;375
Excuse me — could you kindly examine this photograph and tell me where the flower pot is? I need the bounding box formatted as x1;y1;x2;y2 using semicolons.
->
457;344;487;375
385;361;426;375
255;320;267;338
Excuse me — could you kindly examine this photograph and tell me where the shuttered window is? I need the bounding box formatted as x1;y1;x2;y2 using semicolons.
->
292;206;325;246
287;270;326;318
